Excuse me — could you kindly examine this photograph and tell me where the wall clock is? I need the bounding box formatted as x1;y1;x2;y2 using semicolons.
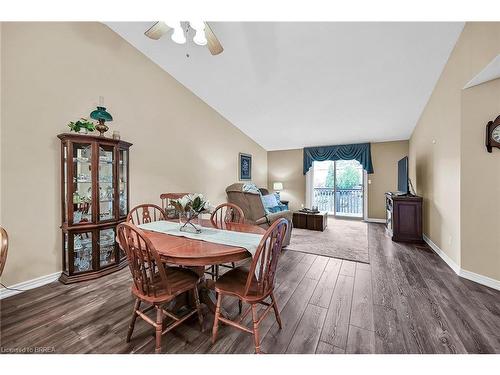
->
486;115;500;153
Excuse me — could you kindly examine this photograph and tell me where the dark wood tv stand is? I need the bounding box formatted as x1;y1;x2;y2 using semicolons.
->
385;192;423;243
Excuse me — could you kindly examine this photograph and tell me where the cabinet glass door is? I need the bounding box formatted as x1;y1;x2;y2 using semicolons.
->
119;149;129;218
98;144;115;222
73;231;93;273
72;143;93;224
99;227;116;268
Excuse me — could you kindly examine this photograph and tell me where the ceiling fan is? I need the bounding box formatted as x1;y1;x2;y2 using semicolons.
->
144;21;224;56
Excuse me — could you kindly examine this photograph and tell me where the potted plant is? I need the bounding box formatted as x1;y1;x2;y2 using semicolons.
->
67;118;96;134
170;194;211;233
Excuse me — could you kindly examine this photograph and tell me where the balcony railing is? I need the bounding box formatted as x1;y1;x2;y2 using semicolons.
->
313;187;363;216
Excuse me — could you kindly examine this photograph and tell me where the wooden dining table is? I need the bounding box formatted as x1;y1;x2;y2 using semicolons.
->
139;218;266;318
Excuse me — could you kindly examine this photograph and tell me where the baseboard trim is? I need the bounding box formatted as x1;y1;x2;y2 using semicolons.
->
0;272;61;300
423;234;461;274
423;234;500;291
459;269;500;291
365;218;386;223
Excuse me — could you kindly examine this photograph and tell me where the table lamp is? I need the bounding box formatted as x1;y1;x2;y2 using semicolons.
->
273;182;283;199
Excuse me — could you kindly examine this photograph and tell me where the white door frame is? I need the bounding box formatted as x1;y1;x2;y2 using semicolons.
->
363;170;368;221
305;168;313;209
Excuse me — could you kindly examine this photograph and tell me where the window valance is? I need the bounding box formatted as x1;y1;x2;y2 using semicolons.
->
303;143;374;175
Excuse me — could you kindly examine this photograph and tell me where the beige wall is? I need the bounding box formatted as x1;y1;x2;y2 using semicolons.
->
0;22;267;286
267;149;305;211
266;141;408;218
409;22;500;280
0;22;2;225
461;79;500;280
368;141;409;219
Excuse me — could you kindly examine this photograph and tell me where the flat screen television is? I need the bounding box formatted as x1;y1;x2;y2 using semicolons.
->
397;156;409;194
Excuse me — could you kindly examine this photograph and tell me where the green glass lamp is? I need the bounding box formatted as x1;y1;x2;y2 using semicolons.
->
90;106;113;136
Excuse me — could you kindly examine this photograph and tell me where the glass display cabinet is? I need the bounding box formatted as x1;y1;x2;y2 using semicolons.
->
58;133;132;283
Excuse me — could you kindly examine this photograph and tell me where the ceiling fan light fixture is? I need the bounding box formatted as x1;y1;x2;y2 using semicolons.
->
143;20;223;55
193;30;207;46
189;20;207;46
170;22;186;44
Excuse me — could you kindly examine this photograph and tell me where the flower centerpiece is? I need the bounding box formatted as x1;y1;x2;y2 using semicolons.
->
170;193;211;233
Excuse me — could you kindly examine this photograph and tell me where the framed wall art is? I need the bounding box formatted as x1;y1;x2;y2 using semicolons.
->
238;153;252;181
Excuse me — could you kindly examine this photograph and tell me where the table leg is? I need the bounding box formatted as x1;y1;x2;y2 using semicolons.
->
189;266;230;319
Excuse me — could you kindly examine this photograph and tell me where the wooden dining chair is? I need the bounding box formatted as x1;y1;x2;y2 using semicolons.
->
206;203;246;282
117;222;203;354
211;218;288;354
127;204;166;225
160;192;189;219
0;226;8;277
210;202;245;227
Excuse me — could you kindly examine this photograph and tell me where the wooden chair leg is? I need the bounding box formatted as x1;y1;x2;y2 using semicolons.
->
251;304;261;354
155;305;163;354
238;299;243;315
270;292;282;329
211;293;223;344
211;265;216;280
193;286;204;331
126;298;141;342
215;265;219;280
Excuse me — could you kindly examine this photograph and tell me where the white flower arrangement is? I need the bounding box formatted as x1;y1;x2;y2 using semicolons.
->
171;194;211;234
171;193;211;214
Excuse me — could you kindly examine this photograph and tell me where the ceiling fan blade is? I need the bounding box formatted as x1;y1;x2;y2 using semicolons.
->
204;22;224;55
144;22;171;40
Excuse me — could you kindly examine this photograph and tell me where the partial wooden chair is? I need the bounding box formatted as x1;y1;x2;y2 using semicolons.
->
127;204;166;225
211;218;288;354
117;222;203;354
207;203;246;313
160;193;190;219
207;203;245;275
210;202;245;227
0;226;8;277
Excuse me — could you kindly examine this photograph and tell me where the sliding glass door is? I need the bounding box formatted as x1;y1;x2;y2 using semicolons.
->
310;159;364;218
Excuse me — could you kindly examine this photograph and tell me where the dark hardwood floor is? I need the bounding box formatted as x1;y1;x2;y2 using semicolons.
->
1;223;499;354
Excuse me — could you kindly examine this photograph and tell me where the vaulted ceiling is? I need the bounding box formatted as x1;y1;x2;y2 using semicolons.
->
106;22;464;150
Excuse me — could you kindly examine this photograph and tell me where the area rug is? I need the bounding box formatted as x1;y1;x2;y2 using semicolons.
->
287;217;370;263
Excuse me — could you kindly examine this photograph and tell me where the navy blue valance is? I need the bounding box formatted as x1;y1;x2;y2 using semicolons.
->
303;143;374;175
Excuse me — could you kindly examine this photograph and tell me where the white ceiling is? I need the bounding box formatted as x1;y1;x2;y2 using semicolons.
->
105;22;464;151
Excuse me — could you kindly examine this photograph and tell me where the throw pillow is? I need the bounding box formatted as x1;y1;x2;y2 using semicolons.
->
268;206;283;213
273;192;281;203
261;194;279;213
242;183;261;195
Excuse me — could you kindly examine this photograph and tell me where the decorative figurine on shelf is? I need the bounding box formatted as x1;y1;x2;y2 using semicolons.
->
90;106;113;137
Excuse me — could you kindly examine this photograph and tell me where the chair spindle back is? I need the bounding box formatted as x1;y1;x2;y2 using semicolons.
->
160;193;190;219
210;203;245;227
127;204;166;226
117;222;171;297
244;218;288;297
0;226;8;277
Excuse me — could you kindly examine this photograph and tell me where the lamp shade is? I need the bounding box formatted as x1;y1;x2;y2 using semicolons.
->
90;106;113;122
273;182;283;191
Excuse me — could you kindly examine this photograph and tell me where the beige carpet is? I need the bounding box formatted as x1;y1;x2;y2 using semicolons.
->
287;217;370;263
